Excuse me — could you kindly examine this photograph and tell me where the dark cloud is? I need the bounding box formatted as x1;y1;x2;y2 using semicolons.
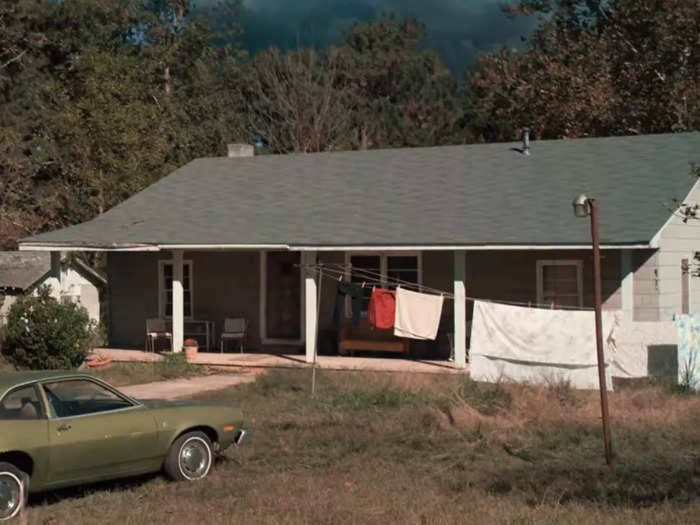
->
240;0;536;73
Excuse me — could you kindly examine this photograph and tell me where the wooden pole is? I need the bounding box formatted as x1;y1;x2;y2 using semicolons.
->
590;199;613;465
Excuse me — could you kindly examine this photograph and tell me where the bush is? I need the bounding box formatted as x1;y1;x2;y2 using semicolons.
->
1;287;96;370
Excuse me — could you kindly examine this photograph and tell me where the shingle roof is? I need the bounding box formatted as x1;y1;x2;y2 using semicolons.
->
20;133;700;248
0;251;50;289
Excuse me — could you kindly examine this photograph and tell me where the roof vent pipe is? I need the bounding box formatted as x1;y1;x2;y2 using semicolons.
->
522;128;530;156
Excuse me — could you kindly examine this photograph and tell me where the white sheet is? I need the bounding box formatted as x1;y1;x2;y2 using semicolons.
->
470;300;619;390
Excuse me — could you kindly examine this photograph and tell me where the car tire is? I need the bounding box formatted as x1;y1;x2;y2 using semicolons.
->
0;462;29;522
164;431;214;482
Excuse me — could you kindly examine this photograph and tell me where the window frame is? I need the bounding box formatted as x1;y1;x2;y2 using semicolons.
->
536;259;584;308
158;259;194;320
0;383;46;420
39;378;140;420
343;251;423;318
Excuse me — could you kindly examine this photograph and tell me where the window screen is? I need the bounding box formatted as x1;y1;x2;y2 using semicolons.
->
540;263;581;307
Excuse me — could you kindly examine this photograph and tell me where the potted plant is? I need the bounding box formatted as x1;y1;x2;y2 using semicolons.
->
183;338;199;362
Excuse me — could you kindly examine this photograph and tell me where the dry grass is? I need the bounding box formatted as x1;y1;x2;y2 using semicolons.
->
88;356;215;387
23;369;700;524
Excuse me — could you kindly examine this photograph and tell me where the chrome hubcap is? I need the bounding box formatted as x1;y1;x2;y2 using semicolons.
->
0;474;20;519
179;439;210;479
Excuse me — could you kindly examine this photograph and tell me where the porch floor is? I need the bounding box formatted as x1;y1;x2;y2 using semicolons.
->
93;348;468;374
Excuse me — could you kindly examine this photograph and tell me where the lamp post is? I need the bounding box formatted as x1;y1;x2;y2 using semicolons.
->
573;194;613;465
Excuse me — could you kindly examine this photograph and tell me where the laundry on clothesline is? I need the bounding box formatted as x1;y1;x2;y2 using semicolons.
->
470;299;619;390
394;287;444;340
333;281;364;327
369;288;396;330
673;314;700;391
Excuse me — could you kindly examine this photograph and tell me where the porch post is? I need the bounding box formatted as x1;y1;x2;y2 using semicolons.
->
453;250;467;369
620;250;634;319
304;251;318;364
172;250;184;353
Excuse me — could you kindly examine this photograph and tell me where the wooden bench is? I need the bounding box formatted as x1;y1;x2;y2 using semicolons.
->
338;321;410;356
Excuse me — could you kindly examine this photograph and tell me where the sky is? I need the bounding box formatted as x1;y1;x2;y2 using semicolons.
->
240;0;537;73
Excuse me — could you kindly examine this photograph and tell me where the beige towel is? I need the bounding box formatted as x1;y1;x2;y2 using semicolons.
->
394;287;444;340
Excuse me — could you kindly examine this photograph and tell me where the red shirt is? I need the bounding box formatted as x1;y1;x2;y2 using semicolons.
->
369;288;396;329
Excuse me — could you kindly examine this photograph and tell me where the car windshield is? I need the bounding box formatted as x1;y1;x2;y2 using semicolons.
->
43;379;134;418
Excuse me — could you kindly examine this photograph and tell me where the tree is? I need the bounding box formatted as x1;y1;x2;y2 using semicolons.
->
237;16;473;153
240;48;353;153
331;15;470;149
0;0;246;248
471;0;700;140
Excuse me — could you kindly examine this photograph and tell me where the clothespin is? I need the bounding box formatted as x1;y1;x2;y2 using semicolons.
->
362;281;366;288
338;273;343;282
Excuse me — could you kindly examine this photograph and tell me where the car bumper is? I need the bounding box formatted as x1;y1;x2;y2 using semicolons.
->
235;428;253;446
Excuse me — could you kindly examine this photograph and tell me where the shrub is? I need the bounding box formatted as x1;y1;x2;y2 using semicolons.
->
1;287;96;370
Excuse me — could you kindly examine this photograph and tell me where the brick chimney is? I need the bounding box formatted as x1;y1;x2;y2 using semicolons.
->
227;143;254;158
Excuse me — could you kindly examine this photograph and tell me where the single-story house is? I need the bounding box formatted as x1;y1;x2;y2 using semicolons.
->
0;251;105;325
18;132;700;369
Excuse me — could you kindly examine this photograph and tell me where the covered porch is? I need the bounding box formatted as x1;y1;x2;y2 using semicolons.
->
102;245;653;372
106;248;469;369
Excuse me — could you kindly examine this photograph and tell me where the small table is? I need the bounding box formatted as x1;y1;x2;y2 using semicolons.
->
184;320;214;351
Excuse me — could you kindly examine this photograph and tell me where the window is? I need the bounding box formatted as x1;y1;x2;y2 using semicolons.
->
0;385;43;420
536;260;583;308
345;252;421;316
159;260;193;318
43;380;134;418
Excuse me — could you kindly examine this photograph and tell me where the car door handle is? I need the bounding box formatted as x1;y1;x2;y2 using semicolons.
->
56;423;72;432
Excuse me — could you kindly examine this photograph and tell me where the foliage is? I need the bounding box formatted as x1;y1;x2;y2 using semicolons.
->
238;16;472;153
240;48;354;153
2;0;699;249
471;0;700;140
158;351;202;378
1;287;96;369
0;0;245;249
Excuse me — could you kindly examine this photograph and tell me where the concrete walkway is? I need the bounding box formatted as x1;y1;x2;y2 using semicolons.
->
95;348;468;375
120;372;259;400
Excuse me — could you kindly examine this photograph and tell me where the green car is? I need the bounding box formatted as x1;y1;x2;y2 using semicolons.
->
0;371;250;520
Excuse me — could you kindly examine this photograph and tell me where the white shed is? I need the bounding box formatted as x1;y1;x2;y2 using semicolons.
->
0;251;105;325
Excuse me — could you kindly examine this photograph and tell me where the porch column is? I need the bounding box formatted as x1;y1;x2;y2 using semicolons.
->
453;250;467;369
172;250;184;353
304;251;318;364
621;250;634;319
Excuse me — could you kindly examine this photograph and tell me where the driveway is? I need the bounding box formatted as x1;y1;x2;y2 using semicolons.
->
120;372;260;400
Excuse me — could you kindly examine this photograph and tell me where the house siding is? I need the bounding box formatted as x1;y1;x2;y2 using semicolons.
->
462;250;621;312
633;250;660;321
656;181;700;319
107;251;261;349
106;248;656;352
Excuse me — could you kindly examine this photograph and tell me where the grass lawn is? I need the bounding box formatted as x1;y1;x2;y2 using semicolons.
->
25;369;700;524
88;356;210;387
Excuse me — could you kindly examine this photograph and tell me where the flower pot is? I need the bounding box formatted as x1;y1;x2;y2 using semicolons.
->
184;345;198;362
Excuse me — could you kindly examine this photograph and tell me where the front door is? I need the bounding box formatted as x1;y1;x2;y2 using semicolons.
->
42;379;160;485
264;251;302;342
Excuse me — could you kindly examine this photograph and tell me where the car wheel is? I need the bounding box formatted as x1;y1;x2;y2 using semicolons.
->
0;462;28;521
164;431;214;482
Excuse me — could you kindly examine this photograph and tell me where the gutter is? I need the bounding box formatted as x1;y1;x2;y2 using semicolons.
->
17;242;654;252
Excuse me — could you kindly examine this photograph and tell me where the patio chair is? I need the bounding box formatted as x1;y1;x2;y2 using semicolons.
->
220;318;248;353
146;318;172;352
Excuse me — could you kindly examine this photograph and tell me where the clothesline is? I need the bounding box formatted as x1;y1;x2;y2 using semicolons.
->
299;263;595;311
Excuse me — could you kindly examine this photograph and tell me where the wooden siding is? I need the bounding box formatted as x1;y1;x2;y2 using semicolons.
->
656;181;700;319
